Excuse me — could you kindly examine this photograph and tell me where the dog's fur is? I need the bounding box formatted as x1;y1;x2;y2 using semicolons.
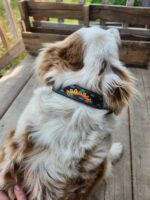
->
0;27;135;200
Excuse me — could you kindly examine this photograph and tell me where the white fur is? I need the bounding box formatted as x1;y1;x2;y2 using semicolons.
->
110;143;123;164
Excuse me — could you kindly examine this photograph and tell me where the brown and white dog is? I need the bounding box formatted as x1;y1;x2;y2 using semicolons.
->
0;27;136;200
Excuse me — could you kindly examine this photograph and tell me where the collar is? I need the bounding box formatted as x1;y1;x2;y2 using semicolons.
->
52;85;112;112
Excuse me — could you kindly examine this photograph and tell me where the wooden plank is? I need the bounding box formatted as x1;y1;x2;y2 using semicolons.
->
0;74;39;147
27;1;83;11
101;0;109;4
0;39;25;69
126;0;135;6
105;110;132;200
129;68;150;200
83;5;89;26
33;21;81;30
32;21;150;38
141;68;150;88
18;0;31;32
26;2;83;20
32;21;82;34
120;40;150;67
0;56;34;119
22;32;66;42
22;32;67;53
91;110;132;200
31;27;75;35
29;10;83;20
56;0;64;23
0;23;9;50
22;32;150;67
90;5;150;26
141;68;150;118
3;0;18;39
102;26;150;38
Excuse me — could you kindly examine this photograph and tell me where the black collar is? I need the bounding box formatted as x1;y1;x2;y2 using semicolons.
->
52;85;112;112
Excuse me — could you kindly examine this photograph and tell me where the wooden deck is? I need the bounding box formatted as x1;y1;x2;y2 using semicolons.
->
0;56;150;200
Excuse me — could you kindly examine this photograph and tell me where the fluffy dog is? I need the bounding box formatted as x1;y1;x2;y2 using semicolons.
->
0;27;135;200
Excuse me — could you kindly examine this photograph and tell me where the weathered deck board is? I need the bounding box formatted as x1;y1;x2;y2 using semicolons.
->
0;56;34;119
91;110;132;200
104;110;132;200
129;68;150;200
0;75;39;147
141;68;150;118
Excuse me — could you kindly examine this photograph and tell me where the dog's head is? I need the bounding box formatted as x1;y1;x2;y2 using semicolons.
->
35;27;135;114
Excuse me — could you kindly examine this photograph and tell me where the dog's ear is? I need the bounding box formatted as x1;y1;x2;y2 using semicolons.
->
35;33;84;85
102;65;135;114
59;32;84;71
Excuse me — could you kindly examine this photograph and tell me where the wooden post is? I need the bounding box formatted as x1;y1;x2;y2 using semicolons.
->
101;0;109;4
126;0;135;6
0;23;9;50
56;0;64;23
2;0;18;39
83;5;89;27
18;0;31;32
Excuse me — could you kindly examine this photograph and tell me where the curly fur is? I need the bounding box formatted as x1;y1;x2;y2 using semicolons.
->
0;27;136;200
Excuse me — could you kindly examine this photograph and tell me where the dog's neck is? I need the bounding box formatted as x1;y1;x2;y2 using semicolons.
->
52;84;112;112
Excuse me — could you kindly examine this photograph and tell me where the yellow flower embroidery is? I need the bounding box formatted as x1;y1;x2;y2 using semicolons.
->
66;89;92;103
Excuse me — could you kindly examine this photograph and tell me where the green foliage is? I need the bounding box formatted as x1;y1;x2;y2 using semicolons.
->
109;0;126;5
91;0;140;5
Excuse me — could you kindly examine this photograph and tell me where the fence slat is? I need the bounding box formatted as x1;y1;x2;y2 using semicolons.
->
2;0;18;39
90;4;150;26
0;39;25;68
26;2;83;20
126;0;135;6
0;23;9;50
32;21;82;34
18;1;31;31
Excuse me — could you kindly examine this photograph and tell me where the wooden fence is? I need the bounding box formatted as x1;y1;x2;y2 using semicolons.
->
0;0;25;68
0;0;150;68
19;0;150;67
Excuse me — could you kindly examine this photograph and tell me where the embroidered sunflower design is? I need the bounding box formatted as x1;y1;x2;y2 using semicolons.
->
66;89;92;103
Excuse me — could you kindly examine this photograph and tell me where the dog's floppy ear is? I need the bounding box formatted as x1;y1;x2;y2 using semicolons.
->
59;32;84;71
102;65;135;114
35;33;84;85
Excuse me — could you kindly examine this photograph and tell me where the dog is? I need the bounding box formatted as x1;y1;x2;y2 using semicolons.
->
0;27;135;200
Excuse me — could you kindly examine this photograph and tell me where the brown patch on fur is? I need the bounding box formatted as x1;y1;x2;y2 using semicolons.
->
106;67;134;114
98;60;107;76
7;130;15;141
1;130;107;200
10;142;19;151
59;33;84;71
62;160;107;200
112;66;130;81
0;131;34;192
107;84;131;114
0;150;5;162
36;33;84;84
22;133;34;154
60;146;107;200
